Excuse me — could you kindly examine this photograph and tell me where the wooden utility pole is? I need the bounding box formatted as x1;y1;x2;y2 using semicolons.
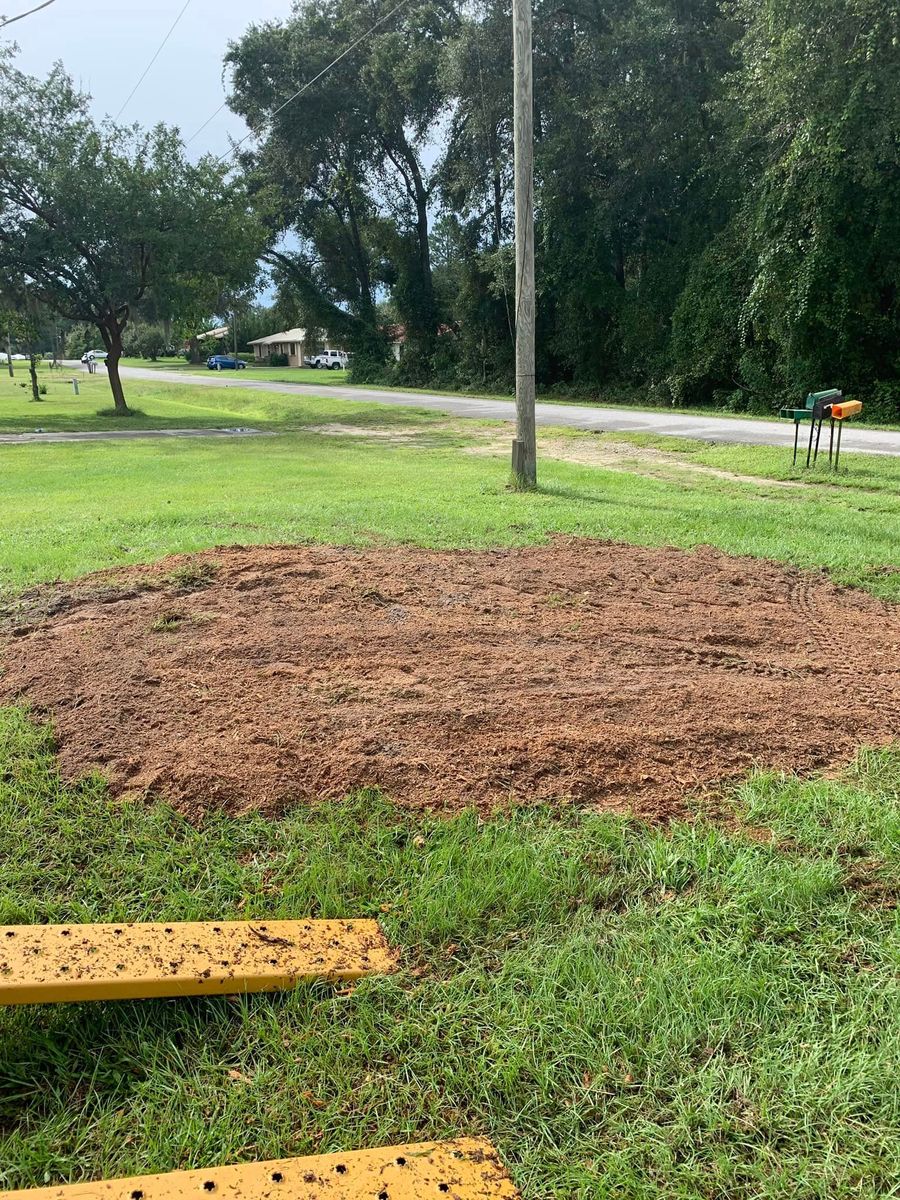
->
511;0;536;488
6;326;14;378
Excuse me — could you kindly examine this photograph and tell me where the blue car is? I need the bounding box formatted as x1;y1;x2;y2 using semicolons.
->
207;354;246;370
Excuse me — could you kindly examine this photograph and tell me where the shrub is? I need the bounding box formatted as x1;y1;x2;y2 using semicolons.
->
863;381;900;425
123;324;168;361
269;352;289;367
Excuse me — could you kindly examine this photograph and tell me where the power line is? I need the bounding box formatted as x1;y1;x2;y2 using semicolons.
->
185;100;227;147
115;0;192;120
0;0;56;29
196;0;412;164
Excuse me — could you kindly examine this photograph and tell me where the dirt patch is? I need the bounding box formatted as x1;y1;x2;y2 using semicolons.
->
1;540;897;822
468;432;803;488
303;423;433;441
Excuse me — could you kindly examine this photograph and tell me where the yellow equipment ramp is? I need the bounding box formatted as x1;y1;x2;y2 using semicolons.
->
0;920;396;1005
0;1138;520;1200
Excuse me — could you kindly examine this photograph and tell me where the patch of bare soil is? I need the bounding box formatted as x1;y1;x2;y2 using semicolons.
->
303;423;436;441
1;541;897;822
467;432;803;488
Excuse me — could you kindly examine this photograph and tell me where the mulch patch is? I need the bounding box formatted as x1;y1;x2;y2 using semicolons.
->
1;540;897;822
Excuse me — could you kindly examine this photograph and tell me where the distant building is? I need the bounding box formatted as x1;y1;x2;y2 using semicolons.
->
381;323;456;361
383;324;406;362
248;328;311;366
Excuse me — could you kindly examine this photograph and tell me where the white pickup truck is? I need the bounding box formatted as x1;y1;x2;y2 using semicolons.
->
305;349;349;370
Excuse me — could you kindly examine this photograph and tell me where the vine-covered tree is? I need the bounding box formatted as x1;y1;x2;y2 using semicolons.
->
227;0;457;379
0;60;264;412
671;0;900;411
218;0;898;412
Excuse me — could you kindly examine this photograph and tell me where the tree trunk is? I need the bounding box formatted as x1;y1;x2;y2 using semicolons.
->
6;328;13;378
188;336;201;364
492;167;503;251
412;178;437;339
106;353;129;413
100;323;130;414
28;354;40;402
394;138;438;344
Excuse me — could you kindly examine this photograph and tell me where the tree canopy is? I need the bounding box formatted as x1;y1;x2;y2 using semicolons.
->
0;59;264;410
226;0;899;415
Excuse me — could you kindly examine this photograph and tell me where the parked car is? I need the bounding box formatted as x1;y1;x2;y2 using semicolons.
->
305;349;349;370
80;350;108;364
207;354;247;371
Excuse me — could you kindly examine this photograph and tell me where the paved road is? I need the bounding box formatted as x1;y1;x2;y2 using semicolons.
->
98;364;900;457
0;427;271;444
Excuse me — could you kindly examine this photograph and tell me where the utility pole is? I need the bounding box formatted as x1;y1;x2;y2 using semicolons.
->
511;0;536;488
6;326;14;378
232;310;238;359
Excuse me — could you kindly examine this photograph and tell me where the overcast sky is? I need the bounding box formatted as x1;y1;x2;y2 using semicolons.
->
6;0;293;157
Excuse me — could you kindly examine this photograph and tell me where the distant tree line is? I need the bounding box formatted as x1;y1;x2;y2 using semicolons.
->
227;0;899;417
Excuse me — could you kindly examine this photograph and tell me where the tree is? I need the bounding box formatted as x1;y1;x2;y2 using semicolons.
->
0;60;264;412
122;321;169;361
227;0;456;378
0;303;38;399
670;0;900;410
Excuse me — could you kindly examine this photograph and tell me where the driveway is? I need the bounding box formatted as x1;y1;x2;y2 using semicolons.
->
112;364;900;457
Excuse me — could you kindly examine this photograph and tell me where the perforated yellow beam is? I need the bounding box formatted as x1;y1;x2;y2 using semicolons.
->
0;920;396;1005
1;1138;520;1200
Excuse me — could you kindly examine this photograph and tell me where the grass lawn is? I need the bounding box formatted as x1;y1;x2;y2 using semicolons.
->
0;375;898;601
0;371;898;1196
0;365;364;432
0;711;898;1197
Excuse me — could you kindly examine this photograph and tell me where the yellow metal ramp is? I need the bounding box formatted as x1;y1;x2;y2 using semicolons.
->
0;919;396;1005
0;1137;520;1200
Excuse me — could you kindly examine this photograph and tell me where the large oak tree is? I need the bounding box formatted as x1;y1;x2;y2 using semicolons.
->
227;0;457;378
0;60;263;411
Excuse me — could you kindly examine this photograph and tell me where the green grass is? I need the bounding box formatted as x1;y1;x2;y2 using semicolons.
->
1;378;898;601
119;358;352;385
0;708;897;1196
0;367;369;432
607;431;900;493
1;367;898;1195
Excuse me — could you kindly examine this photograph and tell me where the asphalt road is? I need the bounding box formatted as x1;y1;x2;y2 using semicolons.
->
95;364;900;457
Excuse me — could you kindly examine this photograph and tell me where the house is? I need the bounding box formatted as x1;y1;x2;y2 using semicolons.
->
248;328;311;367
381;323;457;361
383;323;405;362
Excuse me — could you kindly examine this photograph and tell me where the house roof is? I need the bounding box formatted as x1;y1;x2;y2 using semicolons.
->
197;325;230;339
248;328;307;345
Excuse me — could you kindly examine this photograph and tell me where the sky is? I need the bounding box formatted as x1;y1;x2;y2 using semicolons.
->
5;0;293;158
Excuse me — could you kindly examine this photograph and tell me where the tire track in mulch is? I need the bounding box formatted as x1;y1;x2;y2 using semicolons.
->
1;539;898;822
